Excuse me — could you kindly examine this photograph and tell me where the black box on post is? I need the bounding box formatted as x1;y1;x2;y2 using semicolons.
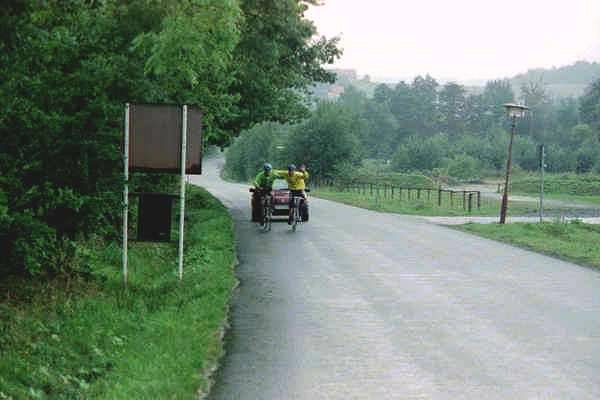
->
137;193;175;242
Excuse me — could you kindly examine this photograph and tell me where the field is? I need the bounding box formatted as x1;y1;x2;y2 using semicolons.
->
312;186;541;217
509;173;600;197
0;186;236;399
461;221;600;269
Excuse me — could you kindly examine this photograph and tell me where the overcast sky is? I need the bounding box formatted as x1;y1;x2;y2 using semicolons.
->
305;0;600;82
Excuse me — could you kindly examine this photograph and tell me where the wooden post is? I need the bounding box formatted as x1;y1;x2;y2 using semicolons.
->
417;189;421;199
468;193;473;213
427;189;431;201
438;188;442;206
477;191;481;209
450;191;454;207
463;191;466;210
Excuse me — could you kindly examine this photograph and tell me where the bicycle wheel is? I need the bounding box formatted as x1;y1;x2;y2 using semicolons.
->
292;198;299;232
262;199;270;232
265;198;272;232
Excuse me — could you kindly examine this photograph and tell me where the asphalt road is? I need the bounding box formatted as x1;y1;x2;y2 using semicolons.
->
190;157;600;400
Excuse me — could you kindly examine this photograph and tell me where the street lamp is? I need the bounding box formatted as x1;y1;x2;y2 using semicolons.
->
499;103;529;224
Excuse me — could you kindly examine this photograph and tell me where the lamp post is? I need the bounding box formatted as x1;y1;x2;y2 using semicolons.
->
499;103;529;224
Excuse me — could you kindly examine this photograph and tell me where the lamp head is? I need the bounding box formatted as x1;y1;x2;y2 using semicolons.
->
503;103;529;118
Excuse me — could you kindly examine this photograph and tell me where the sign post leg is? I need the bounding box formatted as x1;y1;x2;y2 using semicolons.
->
123;103;130;286
178;105;188;281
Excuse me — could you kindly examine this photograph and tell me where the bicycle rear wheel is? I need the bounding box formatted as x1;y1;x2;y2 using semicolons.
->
262;199;271;232
291;198;299;231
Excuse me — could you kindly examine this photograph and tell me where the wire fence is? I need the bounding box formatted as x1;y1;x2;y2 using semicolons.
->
311;179;482;213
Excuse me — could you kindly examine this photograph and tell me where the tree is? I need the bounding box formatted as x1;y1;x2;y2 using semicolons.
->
228;0;342;136
580;78;600;132
391;134;449;172
520;78;552;142
445;154;481;181
373;83;394;105
137;0;243;144
438;82;467;136
409;75;440;136
285;102;361;179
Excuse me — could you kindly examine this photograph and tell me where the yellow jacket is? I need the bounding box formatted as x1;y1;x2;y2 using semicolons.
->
275;170;309;190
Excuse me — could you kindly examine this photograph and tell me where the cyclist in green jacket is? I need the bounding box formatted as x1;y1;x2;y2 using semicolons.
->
252;163;281;223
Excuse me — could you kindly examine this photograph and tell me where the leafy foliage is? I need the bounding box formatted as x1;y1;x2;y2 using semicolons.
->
1;0;340;276
225;101;361;181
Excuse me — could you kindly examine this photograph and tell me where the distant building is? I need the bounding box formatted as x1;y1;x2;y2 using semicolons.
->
332;69;358;81
327;84;345;99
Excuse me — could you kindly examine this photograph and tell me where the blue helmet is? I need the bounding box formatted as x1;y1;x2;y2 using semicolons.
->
287;163;296;171
263;163;272;172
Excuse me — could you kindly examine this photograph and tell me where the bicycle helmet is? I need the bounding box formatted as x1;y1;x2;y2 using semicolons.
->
287;163;296;171
263;162;272;172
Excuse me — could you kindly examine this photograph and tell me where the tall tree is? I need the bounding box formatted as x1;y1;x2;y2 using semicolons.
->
580;78;600;132
409;75;440;136
520;78;552;142
438;82;467;136
229;0;342;137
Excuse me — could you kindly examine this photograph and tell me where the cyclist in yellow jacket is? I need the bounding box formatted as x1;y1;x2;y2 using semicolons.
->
274;164;309;224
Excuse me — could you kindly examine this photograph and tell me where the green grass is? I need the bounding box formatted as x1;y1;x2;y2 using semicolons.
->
312;187;540;216
512;192;600;206
510;173;600;196
461;220;600;269
0;185;236;399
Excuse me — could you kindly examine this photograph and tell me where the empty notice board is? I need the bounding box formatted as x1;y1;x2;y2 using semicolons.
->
128;104;202;174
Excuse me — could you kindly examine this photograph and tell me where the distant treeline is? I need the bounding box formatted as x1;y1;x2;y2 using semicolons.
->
226;75;600;183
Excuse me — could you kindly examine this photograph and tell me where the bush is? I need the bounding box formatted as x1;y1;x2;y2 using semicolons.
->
283;102;361;179
445;154;481;181
391;134;449;172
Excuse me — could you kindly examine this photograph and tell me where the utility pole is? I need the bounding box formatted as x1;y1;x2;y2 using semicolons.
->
499;115;516;224
500;103;529;224
539;144;545;223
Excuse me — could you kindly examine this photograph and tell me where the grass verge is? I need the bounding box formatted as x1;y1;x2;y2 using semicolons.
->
0;185;236;399
312;187;540;217
512;192;600;206
460;220;600;269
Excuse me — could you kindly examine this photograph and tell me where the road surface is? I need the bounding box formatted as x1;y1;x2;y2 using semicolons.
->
190;157;600;400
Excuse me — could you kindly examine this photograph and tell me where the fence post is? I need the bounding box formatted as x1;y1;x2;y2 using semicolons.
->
468;193;473;213
417;189;421;200
438;188;442;206
370;183;373;196
450;191;454;207
427;189;431;201
391;186;395;199
463;191;466;210
477;191;481;209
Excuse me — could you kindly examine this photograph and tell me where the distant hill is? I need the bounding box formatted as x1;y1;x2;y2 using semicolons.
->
310;61;600;101
508;61;600;98
510;61;600;85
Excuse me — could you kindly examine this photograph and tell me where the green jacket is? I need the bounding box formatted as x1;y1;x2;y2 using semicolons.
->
254;170;282;190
